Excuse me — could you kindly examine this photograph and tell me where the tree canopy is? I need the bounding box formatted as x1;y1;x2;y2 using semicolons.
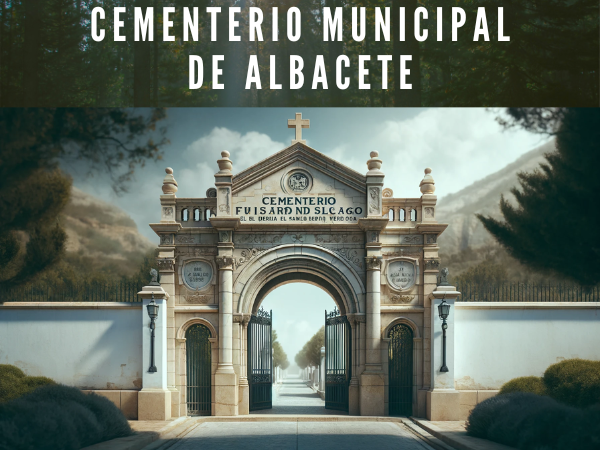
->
272;330;289;369
0;108;167;287
295;326;325;369
478;108;600;287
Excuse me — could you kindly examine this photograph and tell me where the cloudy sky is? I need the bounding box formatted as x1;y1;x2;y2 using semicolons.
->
69;107;547;368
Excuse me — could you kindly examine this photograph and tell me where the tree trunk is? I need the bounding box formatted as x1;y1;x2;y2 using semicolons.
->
134;0;152;107
393;0;421;107
23;0;41;106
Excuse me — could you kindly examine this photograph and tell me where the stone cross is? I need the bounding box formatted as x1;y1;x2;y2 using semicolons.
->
288;113;310;145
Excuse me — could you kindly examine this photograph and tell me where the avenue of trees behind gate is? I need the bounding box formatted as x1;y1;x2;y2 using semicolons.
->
1;0;597;107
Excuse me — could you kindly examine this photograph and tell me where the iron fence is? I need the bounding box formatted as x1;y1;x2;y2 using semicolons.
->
0;281;144;303
455;282;600;302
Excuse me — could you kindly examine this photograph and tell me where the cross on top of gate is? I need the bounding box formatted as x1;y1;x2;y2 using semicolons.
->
288;113;310;145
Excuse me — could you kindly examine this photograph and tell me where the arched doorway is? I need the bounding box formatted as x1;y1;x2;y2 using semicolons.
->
185;324;211;415
388;323;413;416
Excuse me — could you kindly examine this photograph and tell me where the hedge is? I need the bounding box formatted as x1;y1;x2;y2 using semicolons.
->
499;376;546;396
544;359;600;408
466;392;600;450
0;384;133;450
0;364;55;403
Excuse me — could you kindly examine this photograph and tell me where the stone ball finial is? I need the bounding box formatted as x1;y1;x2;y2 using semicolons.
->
217;151;233;174
162;167;178;194
419;167;435;194
367;151;383;174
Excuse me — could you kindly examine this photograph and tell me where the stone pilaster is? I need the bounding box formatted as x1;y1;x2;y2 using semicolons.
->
427;282;461;421
138;285;171;421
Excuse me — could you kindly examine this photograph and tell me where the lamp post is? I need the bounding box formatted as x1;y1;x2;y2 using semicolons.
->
146;293;159;373
438;296;451;373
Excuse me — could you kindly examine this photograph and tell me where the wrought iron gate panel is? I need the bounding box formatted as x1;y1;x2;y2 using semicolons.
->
186;324;211;415
388;324;413;416
325;308;351;412
248;308;273;411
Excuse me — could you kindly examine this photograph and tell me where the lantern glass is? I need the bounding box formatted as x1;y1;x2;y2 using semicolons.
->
147;300;159;320
438;300;450;319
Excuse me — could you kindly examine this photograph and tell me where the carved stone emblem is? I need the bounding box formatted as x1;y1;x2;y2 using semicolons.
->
426;234;437;244
382;188;393;198
400;235;424;245
316;234;362;244
291;234;304;243
175;235;196;244
219;231;231;243
160;234;174;245
334;248;363;269
206;188;217;198
237;234;283;245
288;173;309;192
425;207;435;218
390;294;414;304
183;291;211;304
182;260;213;290
162;207;173;218
218;188;230;214
387;260;417;290
369;187;380;214
235;248;265;269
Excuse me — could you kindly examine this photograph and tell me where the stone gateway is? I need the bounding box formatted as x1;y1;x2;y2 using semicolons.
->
144;113;461;420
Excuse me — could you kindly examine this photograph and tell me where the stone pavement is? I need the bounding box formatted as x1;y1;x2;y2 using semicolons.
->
252;376;340;415
411;420;516;450
167;421;437;450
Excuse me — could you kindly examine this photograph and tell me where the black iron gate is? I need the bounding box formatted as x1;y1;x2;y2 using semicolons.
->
248;308;273;411
388;323;413;416
186;324;211;415
325;308;351;412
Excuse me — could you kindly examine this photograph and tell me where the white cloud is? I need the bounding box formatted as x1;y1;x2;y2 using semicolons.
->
325;108;546;199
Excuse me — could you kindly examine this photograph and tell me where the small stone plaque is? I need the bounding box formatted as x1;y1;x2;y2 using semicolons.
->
387;260;416;290
183;260;213;290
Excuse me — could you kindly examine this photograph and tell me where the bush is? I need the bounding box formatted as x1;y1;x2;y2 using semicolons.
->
544;359;600;408
499;376;547;396
0;365;55;403
466;392;600;450
0;384;133;450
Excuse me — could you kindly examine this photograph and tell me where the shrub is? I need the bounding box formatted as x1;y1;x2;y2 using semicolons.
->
0;384;132;450
499;376;547;396
543;359;600;408
466;392;600;450
0;365;55;403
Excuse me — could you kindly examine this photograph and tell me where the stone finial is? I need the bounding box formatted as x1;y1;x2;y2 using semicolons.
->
216;151;233;174
367;151;383;175
419;168;435;194
438;267;450;286
149;268;160;286
162;167;178;194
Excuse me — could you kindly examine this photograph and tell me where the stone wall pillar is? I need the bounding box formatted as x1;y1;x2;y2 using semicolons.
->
319;346;325;392
138;284;171;420
357;150;388;416
427;282;461;420
238;317;250;415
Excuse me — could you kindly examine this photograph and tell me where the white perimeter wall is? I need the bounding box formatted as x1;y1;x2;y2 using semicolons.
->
0;303;142;390
454;303;600;390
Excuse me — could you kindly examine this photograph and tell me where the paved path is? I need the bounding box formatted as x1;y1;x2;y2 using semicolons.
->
252;376;339;415
168;421;436;450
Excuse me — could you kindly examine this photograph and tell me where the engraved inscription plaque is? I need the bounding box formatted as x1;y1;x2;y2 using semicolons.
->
182;260;213;290
387;260;416;290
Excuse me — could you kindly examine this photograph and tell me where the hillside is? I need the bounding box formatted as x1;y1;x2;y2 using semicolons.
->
436;140;556;276
60;187;156;277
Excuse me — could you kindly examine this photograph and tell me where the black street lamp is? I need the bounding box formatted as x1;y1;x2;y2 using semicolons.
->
438;297;451;373
147;293;159;373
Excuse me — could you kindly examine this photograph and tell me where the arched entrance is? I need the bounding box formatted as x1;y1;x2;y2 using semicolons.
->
235;245;365;414
185;324;212;415
388;323;414;416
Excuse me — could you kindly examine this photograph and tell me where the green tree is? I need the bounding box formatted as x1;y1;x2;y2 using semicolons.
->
272;329;289;369
478;108;600;287
295;326;325;369
0;108;167;287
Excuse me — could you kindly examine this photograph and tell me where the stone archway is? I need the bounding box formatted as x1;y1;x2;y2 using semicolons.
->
234;244;366;316
233;244;366;414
